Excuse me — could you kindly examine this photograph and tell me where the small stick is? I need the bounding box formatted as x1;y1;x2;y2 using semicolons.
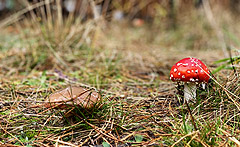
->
219;128;240;146
0;124;25;146
185;101;198;130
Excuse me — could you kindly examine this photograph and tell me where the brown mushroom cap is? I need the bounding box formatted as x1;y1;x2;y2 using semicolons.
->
45;86;100;109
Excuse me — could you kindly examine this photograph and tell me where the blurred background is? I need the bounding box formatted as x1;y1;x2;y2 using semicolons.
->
0;0;239;81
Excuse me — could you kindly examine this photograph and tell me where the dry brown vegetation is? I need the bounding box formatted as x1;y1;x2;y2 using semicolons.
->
0;0;240;146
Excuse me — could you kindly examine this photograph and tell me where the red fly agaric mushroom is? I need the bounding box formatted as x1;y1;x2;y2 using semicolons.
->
170;57;210;102
45;86;100;109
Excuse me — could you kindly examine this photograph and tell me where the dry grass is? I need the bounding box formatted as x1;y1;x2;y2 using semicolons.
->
0;0;240;146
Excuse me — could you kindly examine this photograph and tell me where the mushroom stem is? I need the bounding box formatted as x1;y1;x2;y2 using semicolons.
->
184;82;196;102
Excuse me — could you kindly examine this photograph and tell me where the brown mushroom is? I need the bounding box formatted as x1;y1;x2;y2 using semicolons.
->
45;86;100;109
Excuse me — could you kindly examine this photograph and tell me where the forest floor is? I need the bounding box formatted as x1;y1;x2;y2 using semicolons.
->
0;14;239;146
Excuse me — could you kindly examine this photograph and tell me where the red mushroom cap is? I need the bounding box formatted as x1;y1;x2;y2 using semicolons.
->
170;57;210;82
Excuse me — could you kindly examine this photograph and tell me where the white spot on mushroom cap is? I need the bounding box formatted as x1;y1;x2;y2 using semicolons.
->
171;74;173;77
178;72;181;76
182;75;185;78
177;63;182;66
190;78;195;82
195;70;198;73
187;71;191;73
174;68;177;72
